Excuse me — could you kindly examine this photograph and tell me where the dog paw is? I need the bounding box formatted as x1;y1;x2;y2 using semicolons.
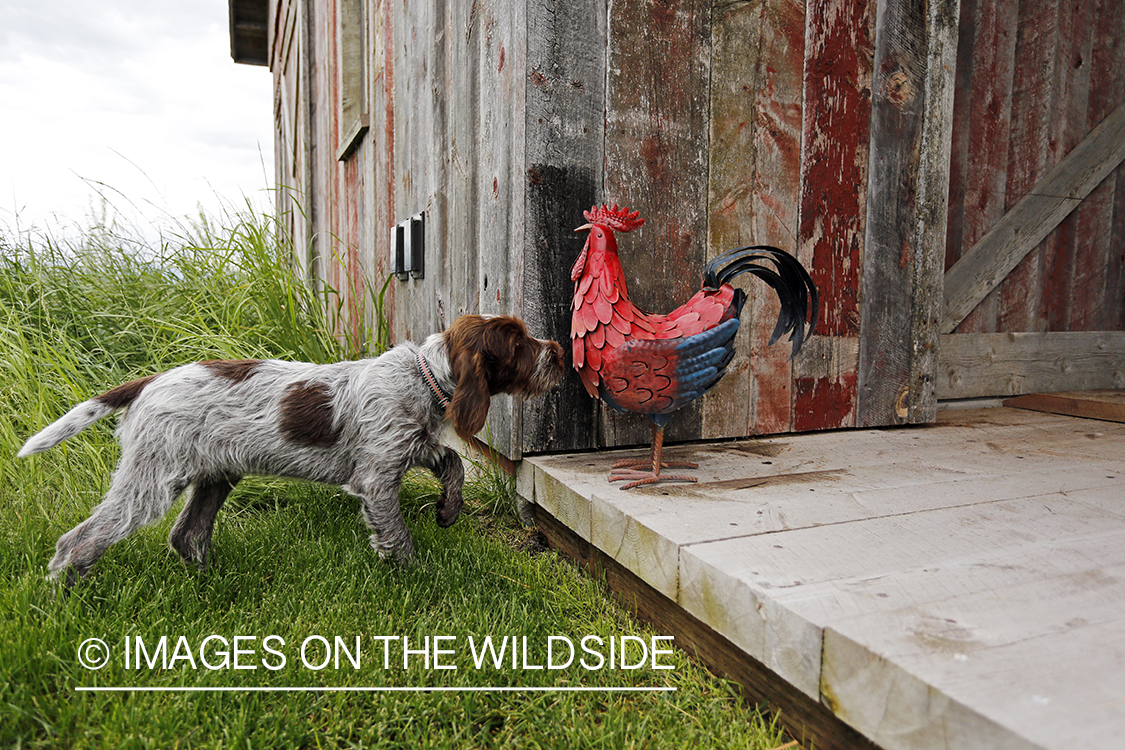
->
46;566;83;599
370;534;416;564
435;492;463;528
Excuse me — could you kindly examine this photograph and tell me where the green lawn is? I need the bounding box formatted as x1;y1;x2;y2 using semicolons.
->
0;210;787;748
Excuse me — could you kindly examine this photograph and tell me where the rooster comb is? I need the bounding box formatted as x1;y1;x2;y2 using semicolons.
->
584;204;644;233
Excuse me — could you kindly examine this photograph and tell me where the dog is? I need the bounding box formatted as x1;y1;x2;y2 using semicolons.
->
18;314;565;586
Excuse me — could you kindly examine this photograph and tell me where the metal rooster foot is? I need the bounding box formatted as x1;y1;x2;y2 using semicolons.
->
609;424;698;490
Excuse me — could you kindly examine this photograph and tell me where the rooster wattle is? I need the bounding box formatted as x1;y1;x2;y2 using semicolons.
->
571;204;818;489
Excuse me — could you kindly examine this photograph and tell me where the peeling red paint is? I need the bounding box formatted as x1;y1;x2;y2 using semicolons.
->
793;373;859;432
794;0;873;431
798;0;872;342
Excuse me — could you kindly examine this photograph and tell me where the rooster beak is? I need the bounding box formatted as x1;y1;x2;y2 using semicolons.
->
574;223;593;233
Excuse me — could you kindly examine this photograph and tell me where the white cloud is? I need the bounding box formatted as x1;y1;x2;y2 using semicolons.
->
0;0;274;236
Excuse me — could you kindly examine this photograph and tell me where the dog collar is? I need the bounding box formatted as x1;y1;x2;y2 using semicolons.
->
416;351;452;409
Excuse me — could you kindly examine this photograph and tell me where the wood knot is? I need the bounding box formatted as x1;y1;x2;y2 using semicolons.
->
883;70;914;107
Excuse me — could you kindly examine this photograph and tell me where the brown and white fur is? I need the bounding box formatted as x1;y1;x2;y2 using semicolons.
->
18;315;564;586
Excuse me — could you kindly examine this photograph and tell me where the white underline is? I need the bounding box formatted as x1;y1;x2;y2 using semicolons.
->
76;686;676;693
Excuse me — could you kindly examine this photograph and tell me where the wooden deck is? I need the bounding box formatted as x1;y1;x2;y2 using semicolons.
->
515;406;1125;750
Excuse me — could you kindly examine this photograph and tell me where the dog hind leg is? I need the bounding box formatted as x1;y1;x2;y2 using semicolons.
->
168;474;241;569
49;456;188;586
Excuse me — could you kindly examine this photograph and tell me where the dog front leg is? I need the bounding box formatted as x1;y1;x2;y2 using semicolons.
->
345;471;415;562
425;447;464;528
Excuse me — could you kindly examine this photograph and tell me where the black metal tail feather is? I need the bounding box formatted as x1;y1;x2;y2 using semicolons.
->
703;245;819;359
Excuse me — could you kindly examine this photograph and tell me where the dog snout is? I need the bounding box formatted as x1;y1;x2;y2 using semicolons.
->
535;339;566;390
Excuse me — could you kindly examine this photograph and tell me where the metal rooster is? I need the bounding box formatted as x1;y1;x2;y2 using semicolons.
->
570;204;818;489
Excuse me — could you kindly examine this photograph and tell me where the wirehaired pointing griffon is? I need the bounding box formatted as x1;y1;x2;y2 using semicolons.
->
19;315;565;587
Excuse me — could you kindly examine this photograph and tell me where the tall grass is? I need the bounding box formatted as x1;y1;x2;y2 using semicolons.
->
0;207;786;748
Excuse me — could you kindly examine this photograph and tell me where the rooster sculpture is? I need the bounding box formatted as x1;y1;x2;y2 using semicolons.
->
571;204;818;489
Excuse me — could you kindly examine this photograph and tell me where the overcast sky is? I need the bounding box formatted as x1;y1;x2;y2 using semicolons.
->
0;0;274;237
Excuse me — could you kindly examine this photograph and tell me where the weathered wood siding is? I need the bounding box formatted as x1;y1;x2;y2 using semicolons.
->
707;0;806;439
263;0;1122;457
599;0;712;449
267;0;959;456
938;0;1125;400
522;0;606;452
269;0;378;354
792;0;874;432
944;0;1125;335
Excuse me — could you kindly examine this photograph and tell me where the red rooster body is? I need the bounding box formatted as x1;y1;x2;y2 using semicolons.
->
571;204;818;489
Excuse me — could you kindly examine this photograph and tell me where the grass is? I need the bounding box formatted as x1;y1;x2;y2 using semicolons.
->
0;206;788;748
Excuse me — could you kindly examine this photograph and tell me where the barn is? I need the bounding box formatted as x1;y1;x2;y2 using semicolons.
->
230;0;1124;458
229;1;1125;747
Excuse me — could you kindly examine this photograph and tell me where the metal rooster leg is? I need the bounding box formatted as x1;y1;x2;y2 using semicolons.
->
609;424;698;490
570;204;818;490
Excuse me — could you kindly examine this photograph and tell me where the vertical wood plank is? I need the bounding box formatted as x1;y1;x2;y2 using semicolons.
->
367;0;396;335
793;0;874;431
1039;0;1091;333
1070;0;1125;331
319;0;337;306
707;0;805;438
301;0;319;282
426;0;450;338
342;153;367;350
522;0;606;453
389;0;449;344
948;0;1017;334
1109;162;1125;331
942;0;972;275
272;0;309;274
602;0;712;449
446;0;480;336
856;0;959;426
312;0;335;291
331;0;370;350
1098;0;1125;332
996;0;1061;333
476;0;527;458
391;0;414;339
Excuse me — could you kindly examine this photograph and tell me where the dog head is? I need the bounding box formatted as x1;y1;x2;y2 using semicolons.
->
442;315;564;440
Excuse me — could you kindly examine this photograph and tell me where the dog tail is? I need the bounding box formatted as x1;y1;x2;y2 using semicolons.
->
17;374;156;458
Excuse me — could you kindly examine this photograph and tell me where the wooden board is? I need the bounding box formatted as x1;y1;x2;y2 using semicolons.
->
1069;0;1125;332
477;0;529;459
600;0;712;450
857;0;959;427
1003;389;1125;423
520;0;606;453
533;508;880;750
937;331;1125;399
792;0;874;432
705;0;805;438
518;407;1125;750
942;0;1125;335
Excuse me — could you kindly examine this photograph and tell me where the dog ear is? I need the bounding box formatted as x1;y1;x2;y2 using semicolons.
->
448;348;491;441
